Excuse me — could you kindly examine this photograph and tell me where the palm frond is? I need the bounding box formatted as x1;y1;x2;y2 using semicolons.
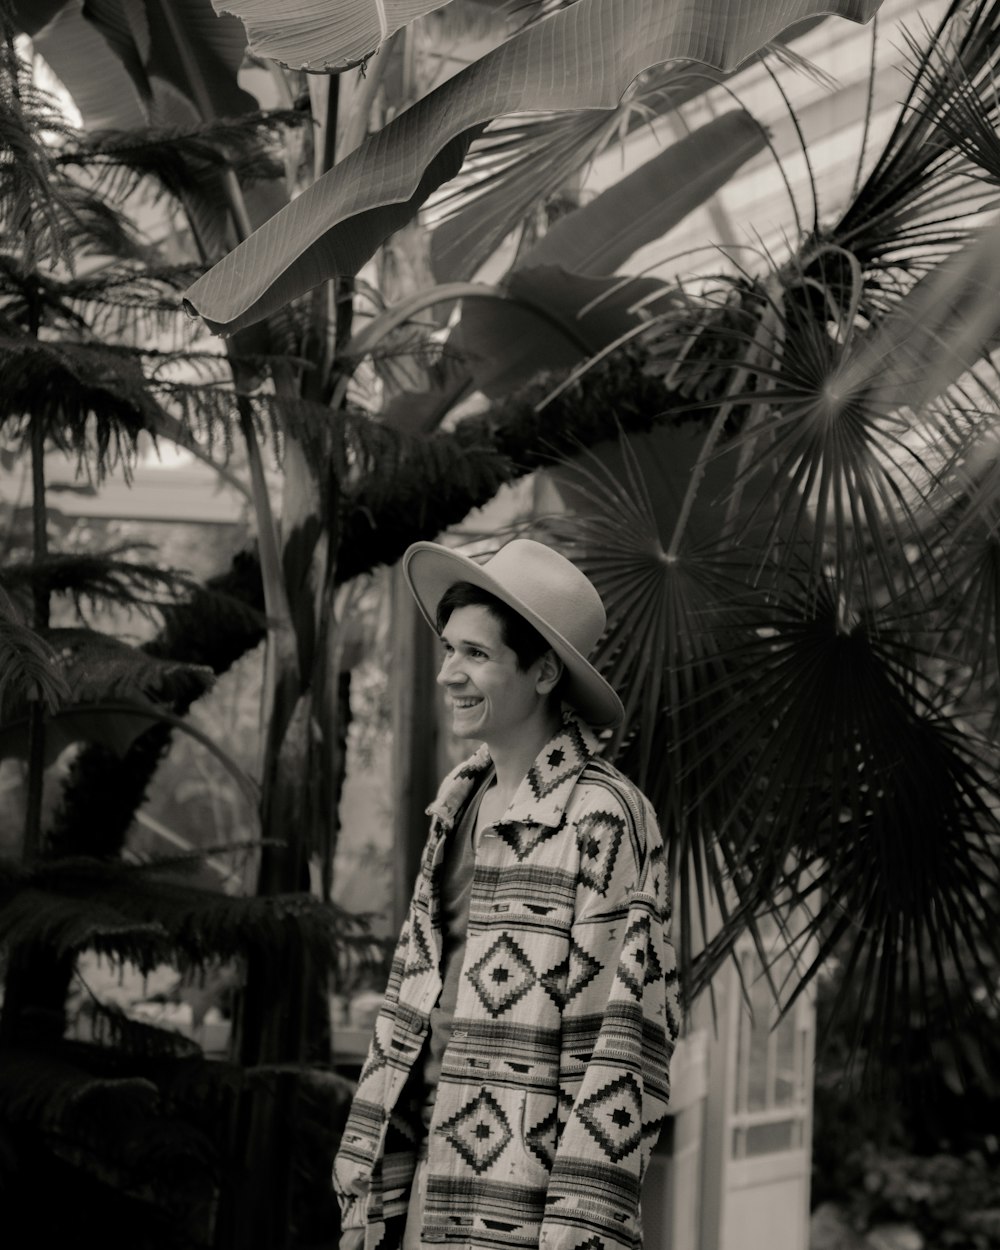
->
688;575;1000;1022
539;428;763;977
935;492;1000;691
654;261;969;598
907;24;1000;188
831;0;1000;287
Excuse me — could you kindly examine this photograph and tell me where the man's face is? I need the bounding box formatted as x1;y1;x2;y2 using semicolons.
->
437;604;547;747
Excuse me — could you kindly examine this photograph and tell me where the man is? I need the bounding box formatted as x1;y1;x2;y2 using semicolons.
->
334;538;679;1250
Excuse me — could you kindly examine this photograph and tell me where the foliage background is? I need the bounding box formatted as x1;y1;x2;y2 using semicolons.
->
3;0;1000;1246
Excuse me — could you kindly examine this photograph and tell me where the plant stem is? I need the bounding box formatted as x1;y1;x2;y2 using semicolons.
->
158;1;253;242
23;407;49;860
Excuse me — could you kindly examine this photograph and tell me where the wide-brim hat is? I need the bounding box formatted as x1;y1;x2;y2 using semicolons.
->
402;538;624;728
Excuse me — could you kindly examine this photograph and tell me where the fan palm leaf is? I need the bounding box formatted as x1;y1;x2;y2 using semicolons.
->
540;430;766;975
704;578;998;1037
829;0;1000;297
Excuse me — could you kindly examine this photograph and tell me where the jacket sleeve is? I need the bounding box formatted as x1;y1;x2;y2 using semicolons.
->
332;877;424;1239
539;789;680;1250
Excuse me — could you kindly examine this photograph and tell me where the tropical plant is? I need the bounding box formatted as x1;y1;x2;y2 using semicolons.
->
537;0;1000;1072
188;0;1000;1069
0;15;375;1247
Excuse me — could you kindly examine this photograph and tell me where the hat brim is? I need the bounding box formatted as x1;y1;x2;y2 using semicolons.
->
402;542;624;729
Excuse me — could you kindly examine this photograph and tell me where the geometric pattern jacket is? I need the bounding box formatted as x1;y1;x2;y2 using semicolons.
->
333;714;680;1250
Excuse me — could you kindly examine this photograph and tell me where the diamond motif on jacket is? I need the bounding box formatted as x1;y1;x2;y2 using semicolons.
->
576;1073;643;1163
402;915;434;979
575;810;625;896
539;937;603;1010
496;821;560;862
441;1089;512;1174
616;915;662;1000
467;933;536;1016
525;721;588;800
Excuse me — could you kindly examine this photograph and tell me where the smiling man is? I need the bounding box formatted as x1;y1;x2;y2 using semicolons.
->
334;538;680;1250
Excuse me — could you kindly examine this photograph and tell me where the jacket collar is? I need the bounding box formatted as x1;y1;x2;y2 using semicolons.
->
427;712;603;830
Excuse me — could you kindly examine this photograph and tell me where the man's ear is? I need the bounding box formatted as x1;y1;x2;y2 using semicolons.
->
536;649;564;695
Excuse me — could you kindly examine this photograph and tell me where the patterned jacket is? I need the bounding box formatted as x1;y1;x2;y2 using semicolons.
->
333;715;680;1250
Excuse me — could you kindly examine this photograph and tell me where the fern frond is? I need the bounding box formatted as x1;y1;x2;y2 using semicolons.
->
337;345;679;581
0;589;69;718
46;629;214;706
0;550;198;619
0;1045;159;1130
0;27;74;270
0;1040;218;1239
74;999;204;1060
0;856;382;980
0;335;164;473
59;111;308;209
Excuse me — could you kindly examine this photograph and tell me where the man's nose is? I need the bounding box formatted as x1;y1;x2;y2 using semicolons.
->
437;651;463;686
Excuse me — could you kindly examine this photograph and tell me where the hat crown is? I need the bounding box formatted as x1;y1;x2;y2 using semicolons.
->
484;540;605;656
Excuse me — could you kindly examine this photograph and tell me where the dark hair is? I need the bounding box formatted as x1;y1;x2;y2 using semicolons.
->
435;581;553;673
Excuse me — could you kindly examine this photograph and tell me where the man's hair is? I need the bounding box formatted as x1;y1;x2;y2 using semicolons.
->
435;581;553;673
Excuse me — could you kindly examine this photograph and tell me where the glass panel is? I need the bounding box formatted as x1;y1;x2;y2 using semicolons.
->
746;1004;771;1111
745;1119;800;1156
735;983;750;1114
773;1013;798;1107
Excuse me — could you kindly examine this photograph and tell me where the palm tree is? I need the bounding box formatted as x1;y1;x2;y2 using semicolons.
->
537;0;1000;1071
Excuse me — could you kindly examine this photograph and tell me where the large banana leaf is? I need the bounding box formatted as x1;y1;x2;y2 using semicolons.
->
377;109;762;421
426;60;741;284
27;1;146;131
521;109;765;274
428;33;822;283
212;0;466;72
184;0;882;333
88;0;258;125
453;268;674;398
25;1;257;129
11;0;65;32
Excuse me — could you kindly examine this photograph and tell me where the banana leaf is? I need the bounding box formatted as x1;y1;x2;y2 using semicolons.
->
184;0;882;333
